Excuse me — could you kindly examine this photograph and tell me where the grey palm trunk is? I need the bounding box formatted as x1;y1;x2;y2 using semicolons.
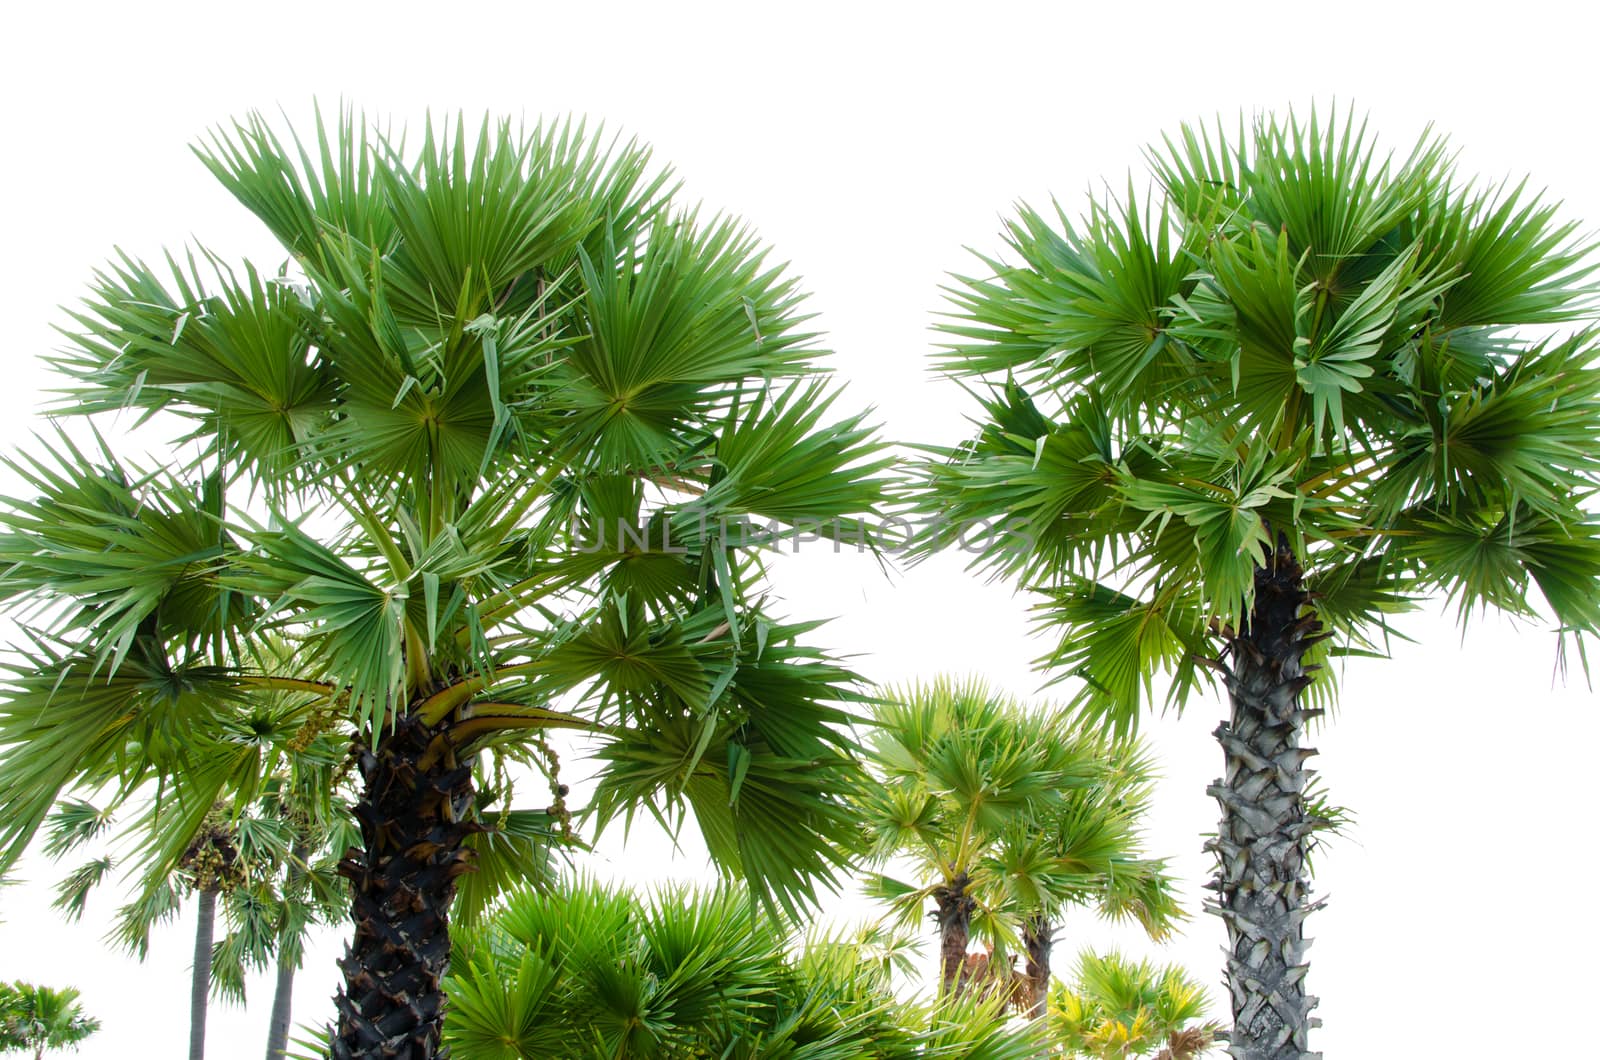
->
1207;538;1324;1060
190;887;217;1060
264;838;310;1060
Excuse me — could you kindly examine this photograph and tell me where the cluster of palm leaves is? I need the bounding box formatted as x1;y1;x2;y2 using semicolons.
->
858;678;1181;1015
430;878;1045;1060
1048;952;1219;1060
0;981;99;1058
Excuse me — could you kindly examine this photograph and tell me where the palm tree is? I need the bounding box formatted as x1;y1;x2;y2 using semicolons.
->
857;676;1169;999
0;110;888;1059
217;778;355;1060
39;659;359;1060
919;108;1600;1058
1001;740;1183;1019
1049;951;1220;1060
199;773;364;1060
0;982;100;1059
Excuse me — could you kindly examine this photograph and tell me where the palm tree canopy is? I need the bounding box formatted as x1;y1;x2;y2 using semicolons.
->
920;108;1600;734
859;677;1177;950
0;109;891;917
0;981;101;1055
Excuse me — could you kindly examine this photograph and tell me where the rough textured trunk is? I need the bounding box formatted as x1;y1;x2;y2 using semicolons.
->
932;872;975;996
1021;914;1053;1019
190;887;217;1060
332;712;478;1060
1207;538;1323;1060
265;839;311;1060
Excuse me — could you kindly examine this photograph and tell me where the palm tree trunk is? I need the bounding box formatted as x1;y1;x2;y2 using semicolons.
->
332;712;478;1060
932;872;975;996
1021;914;1053;1019
264;839;310;1060
190;887;217;1060
1208;537;1322;1060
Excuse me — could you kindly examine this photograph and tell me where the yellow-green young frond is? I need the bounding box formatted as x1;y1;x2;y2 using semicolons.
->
1050;949;1219;1059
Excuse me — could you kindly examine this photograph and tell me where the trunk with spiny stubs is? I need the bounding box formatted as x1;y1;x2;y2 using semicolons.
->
1206;537;1324;1060
1021;914;1053;1019
190;888;217;1060
264;838;311;1060
332;712;480;1060
933;872;976;996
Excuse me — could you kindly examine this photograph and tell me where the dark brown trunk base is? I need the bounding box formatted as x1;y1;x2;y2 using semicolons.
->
933;872;975;997
331;713;478;1060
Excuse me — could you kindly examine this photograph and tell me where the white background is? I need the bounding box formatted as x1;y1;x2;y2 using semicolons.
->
0;2;1597;1057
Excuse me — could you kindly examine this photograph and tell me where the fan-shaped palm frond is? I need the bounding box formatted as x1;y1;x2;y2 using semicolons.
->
921;104;1600;1059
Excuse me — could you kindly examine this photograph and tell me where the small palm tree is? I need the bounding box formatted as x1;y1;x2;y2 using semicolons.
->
1049;951;1219;1060
1001;739;1183;1018
0;109;889;1059
859;676;1173;1000
40;662;360;1060
920;108;1600;1057
0;982;100;1059
181;809;243;1060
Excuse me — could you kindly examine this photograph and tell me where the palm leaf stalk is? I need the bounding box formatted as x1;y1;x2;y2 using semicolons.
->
918;108;1600;1058
0;109;889;1059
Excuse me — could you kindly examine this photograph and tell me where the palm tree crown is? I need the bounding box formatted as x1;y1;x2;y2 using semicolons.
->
1049;950;1219;1060
0;982;100;1058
